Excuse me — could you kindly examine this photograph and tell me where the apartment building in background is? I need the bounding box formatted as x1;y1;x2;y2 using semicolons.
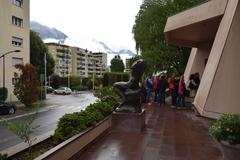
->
47;43;107;78
125;58;131;72
46;43;72;77
0;0;30;101
71;47;107;77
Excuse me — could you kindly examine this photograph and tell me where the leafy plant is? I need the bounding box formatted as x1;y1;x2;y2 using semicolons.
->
0;112;39;158
209;114;240;144
0;154;8;160
94;87;120;100
101;95;120;109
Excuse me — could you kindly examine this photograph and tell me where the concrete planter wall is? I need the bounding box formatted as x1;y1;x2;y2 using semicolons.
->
219;141;240;160
35;115;112;160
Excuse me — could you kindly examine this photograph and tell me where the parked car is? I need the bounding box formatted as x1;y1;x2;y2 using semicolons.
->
0;101;16;115
54;87;72;95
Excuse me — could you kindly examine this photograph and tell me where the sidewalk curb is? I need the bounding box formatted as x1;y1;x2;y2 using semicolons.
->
0;105;57;122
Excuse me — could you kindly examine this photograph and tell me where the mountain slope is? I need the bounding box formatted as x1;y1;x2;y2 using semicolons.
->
30;21;68;43
93;40;136;56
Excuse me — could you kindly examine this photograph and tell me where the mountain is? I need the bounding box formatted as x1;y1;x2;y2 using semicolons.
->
93;40;136;57
30;21;68;43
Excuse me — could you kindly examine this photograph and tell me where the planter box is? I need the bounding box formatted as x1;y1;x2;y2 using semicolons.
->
35;116;112;160
219;141;240;160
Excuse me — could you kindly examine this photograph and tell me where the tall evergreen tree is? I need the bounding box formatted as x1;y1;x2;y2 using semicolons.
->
110;55;125;72
30;31;55;79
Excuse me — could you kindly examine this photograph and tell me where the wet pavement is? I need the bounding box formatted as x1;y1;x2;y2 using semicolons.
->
0;91;97;153
77;103;223;160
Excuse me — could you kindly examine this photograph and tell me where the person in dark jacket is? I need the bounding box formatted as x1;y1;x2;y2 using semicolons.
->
157;74;167;106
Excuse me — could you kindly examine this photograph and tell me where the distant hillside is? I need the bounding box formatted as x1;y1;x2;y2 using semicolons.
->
30;21;68;43
94;40;136;57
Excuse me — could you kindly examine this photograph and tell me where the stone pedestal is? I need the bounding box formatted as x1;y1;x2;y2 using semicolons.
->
112;109;145;133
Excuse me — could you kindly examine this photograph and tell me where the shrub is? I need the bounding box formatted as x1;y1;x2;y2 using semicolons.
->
39;86;46;100
85;102;113;117
53;87;120;143
94;87;118;100
103;72;130;86
209;114;240;144
101;95;120;109
0;154;8;160
0;87;8;101
53;112;87;142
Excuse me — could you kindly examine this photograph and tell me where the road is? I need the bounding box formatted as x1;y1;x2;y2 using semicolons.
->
0;91;97;153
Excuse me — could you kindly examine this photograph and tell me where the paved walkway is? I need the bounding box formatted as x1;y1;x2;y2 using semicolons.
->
77;103;223;160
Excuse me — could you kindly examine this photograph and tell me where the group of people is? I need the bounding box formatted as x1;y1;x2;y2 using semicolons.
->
141;72;200;109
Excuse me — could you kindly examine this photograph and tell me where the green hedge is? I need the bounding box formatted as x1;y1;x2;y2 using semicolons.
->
53;87;120;143
59;76;103;91
0;87;8;101
102;72;130;87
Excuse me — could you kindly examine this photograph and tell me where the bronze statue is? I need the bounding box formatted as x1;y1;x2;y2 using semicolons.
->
113;59;147;113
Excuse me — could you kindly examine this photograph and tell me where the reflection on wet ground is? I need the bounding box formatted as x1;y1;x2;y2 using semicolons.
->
77;103;223;160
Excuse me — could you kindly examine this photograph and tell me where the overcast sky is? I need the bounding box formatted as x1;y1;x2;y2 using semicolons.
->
30;0;142;54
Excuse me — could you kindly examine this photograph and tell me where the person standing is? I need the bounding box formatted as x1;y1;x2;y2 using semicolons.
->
145;75;153;103
168;74;178;108
189;74;197;98
153;76;158;102
157;74;167;106
177;76;186;109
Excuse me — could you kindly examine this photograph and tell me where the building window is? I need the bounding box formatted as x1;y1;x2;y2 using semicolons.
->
12;57;23;66
12;36;23;47
12;16;23;27
12;0;23;7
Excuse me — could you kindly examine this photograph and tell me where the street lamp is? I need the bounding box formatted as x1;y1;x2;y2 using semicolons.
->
0;50;21;101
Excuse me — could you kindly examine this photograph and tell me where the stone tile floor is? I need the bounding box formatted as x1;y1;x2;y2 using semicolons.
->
77;103;223;160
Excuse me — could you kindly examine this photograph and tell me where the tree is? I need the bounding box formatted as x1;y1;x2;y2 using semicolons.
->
132;0;204;75
110;55;125;72
50;74;61;89
30;31;55;79
0;112;39;158
14;64;40;108
128;55;142;69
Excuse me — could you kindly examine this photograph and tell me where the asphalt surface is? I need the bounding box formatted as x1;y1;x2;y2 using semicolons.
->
0;91;97;152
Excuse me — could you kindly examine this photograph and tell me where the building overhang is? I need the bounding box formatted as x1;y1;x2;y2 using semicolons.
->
164;0;228;47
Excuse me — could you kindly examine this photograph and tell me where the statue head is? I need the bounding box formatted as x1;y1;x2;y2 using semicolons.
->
131;59;147;80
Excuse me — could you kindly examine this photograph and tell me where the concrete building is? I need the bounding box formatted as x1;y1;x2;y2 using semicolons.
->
46;43;72;77
0;0;30;101
125;58;131;72
71;48;107;77
164;0;240;118
47;43;107;78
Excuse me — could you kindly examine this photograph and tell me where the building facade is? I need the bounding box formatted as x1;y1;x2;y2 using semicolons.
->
164;0;240;118
46;43;72;77
0;0;30;101
71;47;107;77
125;58;131;72
47;43;107;78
